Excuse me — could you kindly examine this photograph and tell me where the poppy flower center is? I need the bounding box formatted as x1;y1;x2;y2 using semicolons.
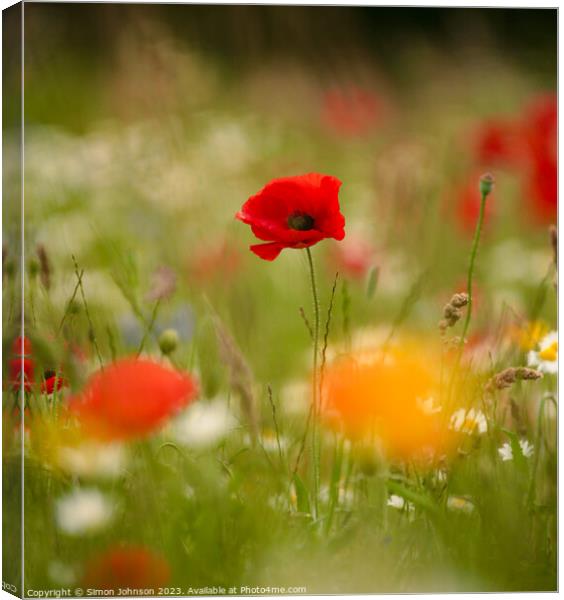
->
287;212;315;231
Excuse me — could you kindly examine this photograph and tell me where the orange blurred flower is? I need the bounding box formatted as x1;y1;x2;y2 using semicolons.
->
69;358;197;440
321;342;455;462
83;546;170;590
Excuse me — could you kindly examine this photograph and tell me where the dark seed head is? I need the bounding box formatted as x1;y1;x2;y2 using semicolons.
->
287;213;315;231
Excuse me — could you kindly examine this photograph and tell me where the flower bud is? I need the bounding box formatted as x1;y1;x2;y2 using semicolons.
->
158;328;179;355
479;172;495;197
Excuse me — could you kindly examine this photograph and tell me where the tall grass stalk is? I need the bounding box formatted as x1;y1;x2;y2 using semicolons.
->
459;182;491;349
72;255;104;368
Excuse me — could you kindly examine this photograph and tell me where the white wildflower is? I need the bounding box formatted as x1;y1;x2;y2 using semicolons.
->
320;484;355;509
447;496;475;514
55;489;113;535
449;408;488;434
527;331;558;374
250;430;290;453
498;439;534;462
57;442;128;479
387;494;414;511
171;400;237;450
435;469;448;484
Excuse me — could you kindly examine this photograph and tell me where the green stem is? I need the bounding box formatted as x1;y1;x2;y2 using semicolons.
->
527;394;556;508
136;298;161;357
459;190;488;348
306;247;320;519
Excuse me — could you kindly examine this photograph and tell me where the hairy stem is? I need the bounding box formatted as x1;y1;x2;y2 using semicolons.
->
306;247;321;519
459;190;488;347
136;298;161;357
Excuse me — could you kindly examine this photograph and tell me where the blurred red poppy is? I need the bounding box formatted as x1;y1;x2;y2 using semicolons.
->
8;336;34;392
70;358;197;440
328;237;374;280
83;546;170;590
188;239;242;283
469;93;556;224
236;173;345;261
472;119;524;167
322;87;384;138
522;94;557;223
524;94;557;154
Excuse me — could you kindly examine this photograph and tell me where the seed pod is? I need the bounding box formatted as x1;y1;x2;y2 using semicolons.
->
159;328;179;355
484;366;543;392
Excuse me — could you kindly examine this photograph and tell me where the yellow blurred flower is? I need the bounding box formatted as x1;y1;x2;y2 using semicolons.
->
28;414;127;479
510;320;549;351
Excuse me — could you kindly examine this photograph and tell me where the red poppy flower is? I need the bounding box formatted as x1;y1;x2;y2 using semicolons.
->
40;371;68;395
522;94;557;223
83;546;170;590
523;93;557;154
8;336;34;392
187;239;242;283
322;87;384;138
236;173;345;261
472;119;524;167
69;358;197;440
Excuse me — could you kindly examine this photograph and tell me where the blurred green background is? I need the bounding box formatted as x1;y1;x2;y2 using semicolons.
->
2;4;557;595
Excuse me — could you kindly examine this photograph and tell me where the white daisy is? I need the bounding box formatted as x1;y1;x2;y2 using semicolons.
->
449;408;488;434
387;494;414;511
57;442;128;479
255;430;290;454
447;496;475;514
279;379;309;416
520;439;535;458
434;469;448;484
170;400;236;450
528;331;558;374
498;439;534;461
55;488;113;535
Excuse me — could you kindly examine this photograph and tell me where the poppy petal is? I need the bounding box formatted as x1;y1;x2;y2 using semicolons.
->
250;242;285;261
